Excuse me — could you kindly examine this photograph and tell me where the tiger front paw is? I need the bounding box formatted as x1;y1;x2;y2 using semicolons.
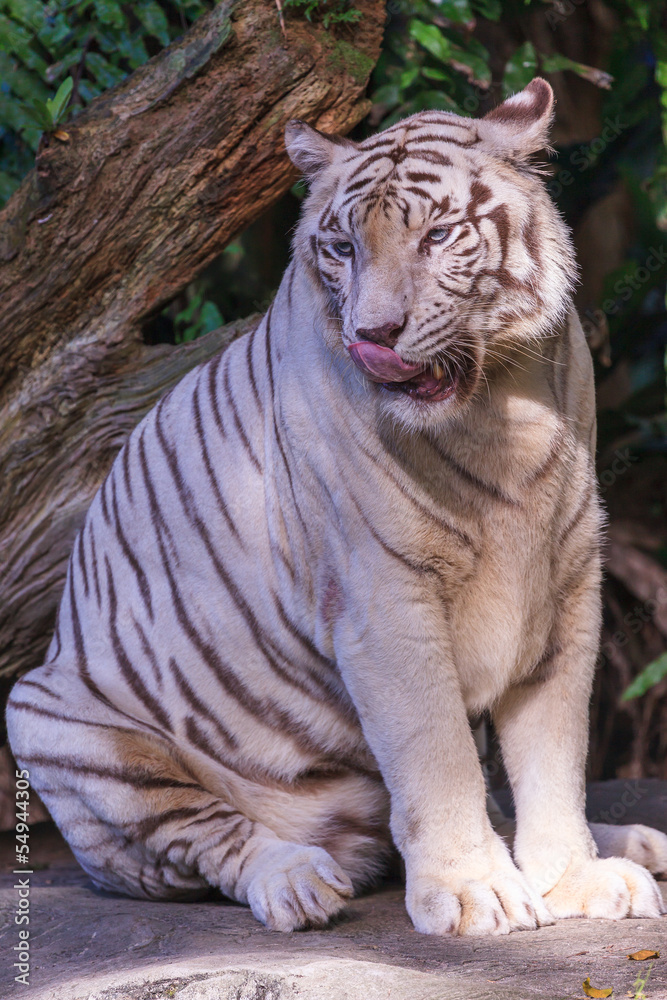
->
543;856;665;921
407;864;554;936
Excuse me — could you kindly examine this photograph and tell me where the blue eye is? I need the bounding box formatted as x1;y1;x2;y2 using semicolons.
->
427;227;450;244
333;241;354;257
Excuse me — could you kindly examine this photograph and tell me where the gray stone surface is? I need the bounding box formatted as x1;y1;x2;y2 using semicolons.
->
494;779;667;833
1;785;666;1000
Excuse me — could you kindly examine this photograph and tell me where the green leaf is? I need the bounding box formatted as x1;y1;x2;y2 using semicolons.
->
45;75;73;126
175;290;204;326
409;20;452;64
0;59;50;101
435;0;473;25
399;65;420;90
502;41;537;96
626;0;651;31
471;0;501;19
449;43;492;85
92;0;126;30
409;88;460;114
45;50;86;85
36;11;71;49
86;52;125;90
6;0;43;32
371;83;401;107
108;30;149;68
23;98;54;130
622;653;667;700
421;66;449;82
199;300;224;333
77;79;101;103
136;0;170;46
540;52;613;90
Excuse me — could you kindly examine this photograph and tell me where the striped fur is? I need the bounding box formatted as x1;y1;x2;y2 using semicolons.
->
7;80;666;935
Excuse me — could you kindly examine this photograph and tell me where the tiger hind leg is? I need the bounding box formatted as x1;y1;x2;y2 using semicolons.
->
61;783;356;930
48;772;355;927
7;669;358;928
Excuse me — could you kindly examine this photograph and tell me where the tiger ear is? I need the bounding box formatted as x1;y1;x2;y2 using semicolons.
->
285;120;353;178
480;78;554;160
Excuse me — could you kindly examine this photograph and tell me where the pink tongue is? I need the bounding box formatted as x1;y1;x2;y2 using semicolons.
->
348;342;425;383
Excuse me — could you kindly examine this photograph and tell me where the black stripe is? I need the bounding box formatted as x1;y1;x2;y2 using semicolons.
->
15;678;63;700
354;136;396;153
121;441;134;505
100;476;111;525
17;753;199;790
409;150;453;167
207;350;227;440
272;594;335;672
264;307;310;535
6;700;147;733
358;439;476;549
132;617;163;688
557;480;594;546
130;806;206;840
184;714;232;766
137;426;176;551
89;524;102;608
427;438;519;507
155;417;325;702
404;184;436;203
70;564;166;737
110;470;154;620
244;325;261;407
169;657;238;750
184;807;237;828
76;532;89;599
286;263;295;311
347;150;394;180
210;817;245;856
221;355;262;473
105;556;172;732
192;371;242;542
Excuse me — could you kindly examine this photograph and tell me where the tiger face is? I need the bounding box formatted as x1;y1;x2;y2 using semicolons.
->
286;79;575;431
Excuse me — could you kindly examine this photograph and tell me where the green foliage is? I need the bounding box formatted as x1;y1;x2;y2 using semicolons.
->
24;74;73;131
0;0;213;204
622;653;667;701
370;0;617;127
630;960;654;1000
282;0;362;29
371;1;497;124
173;288;224;343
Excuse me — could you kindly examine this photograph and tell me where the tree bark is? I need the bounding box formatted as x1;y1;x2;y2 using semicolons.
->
0;0;385;682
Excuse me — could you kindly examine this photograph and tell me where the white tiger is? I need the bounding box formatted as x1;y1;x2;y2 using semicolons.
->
7;78;667;936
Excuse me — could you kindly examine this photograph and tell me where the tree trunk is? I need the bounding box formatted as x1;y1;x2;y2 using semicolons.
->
0;0;385;683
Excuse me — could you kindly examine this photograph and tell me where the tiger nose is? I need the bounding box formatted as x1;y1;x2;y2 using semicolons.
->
355;319;405;348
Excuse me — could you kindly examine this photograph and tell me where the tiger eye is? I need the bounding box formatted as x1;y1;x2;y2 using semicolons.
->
426;227;450;244
333;241;354;257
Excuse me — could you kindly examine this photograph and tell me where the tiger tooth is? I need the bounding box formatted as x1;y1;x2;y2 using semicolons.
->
432;362;444;379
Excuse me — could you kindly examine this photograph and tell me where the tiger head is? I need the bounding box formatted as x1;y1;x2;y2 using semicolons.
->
285;78;576;431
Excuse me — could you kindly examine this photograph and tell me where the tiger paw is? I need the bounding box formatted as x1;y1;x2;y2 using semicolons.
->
407;867;554;936
543;857;665;920
589;822;667;878
243;842;354;932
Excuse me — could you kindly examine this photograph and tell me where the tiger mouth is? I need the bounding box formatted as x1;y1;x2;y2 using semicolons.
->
348;341;459;402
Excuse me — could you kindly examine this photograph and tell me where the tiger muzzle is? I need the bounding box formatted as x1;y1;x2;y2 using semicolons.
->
347;341;459;402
